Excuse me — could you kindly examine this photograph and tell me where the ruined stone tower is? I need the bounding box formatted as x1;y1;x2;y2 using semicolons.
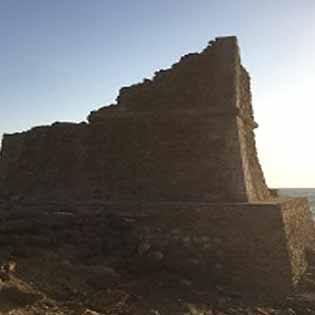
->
0;37;270;203
0;36;314;296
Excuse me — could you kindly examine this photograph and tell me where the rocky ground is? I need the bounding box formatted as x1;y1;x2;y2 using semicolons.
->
1;200;315;314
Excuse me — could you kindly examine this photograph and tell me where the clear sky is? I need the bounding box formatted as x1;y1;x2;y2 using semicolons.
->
1;0;315;188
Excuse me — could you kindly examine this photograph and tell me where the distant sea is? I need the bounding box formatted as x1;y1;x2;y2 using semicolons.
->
278;188;315;214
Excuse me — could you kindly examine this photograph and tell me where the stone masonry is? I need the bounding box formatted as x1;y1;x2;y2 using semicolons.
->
0;37;270;203
0;36;314;297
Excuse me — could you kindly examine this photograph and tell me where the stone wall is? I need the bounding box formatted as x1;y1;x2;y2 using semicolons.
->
0;37;270;203
0;113;246;202
115;198;314;297
0;197;312;298
236;66;271;201
0;36;314;297
88;37;238;116
0;123;86;200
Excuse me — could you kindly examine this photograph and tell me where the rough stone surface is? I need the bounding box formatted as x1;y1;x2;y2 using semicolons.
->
0;37;270;203
0;36;314;298
96;198;314;297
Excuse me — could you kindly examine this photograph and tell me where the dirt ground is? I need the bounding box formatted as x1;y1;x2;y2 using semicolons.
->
2;252;315;315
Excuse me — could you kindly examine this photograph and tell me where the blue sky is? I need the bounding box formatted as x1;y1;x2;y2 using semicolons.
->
1;0;315;187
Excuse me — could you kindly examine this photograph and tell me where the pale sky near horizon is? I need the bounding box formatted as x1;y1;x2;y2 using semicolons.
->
1;0;315;188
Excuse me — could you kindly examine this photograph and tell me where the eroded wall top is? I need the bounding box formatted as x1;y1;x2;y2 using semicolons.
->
88;36;241;121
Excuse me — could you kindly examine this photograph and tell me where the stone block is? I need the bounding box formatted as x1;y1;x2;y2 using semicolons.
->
112;198;315;297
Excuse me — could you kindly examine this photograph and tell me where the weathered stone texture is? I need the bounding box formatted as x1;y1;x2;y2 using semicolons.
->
0;115;245;202
92;198;313;297
0;197;313;299
0;37;270;203
0;36;314;296
88;38;238;115
236;66;271;201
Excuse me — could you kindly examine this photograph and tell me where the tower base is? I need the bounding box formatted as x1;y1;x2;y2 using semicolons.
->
108;198;315;298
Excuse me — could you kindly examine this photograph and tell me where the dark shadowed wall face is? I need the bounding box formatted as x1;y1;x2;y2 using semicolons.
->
0;37;270;203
